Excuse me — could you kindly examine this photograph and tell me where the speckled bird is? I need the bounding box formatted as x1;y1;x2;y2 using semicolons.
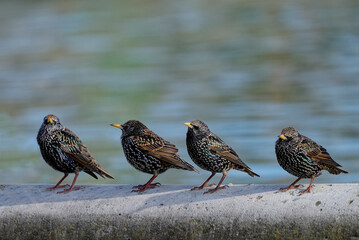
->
37;114;114;193
275;127;348;195
111;120;199;192
185;120;260;194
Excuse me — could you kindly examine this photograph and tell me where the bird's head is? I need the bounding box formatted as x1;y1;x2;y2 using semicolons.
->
43;114;58;124
184;120;210;137
278;127;299;141
111;120;148;137
42;114;63;130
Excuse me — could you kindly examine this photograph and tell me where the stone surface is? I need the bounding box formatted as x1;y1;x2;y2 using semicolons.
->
0;184;358;239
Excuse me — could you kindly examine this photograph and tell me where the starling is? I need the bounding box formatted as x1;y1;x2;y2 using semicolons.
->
37;114;114;193
111;120;199;192
275;127;348;195
185;120;259;194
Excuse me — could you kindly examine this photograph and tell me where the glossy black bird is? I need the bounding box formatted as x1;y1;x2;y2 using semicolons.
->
275;127;348;195
111;120;199;192
37;114;114;193
185;120;259;194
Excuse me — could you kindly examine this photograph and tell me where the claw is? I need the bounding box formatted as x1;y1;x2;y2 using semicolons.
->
132;183;160;192
277;177;302;193
277;184;302;192
191;184;216;191
57;186;83;194
204;186;226;194
132;184;159;192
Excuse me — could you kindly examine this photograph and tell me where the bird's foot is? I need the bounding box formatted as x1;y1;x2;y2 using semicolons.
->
277;184;303;192
46;185;68;191
299;185;314;195
204;185;226;194
132;183;161;192
57;186;82;194
191;184;216;191
132;182;161;189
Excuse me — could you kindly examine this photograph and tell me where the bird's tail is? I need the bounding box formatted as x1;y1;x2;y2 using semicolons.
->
327;166;348;175
235;165;260;177
246;168;260;177
183;161;200;174
95;165;115;179
173;156;200;173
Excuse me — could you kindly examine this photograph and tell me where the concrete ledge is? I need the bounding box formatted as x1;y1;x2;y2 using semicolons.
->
1;184;359;239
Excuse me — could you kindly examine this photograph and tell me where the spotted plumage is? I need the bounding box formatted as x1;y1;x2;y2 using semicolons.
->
111;120;199;192
275;127;348;194
37;114;114;193
185;120;259;194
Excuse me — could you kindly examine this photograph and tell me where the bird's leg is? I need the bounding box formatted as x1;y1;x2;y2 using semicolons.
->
191;172;216;191
278;177;302;192
299;176;315;195
204;172;228;194
132;175;160;192
57;172;82;194
46;173;69;191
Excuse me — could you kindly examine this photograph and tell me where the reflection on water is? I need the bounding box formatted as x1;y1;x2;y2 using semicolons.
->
0;0;358;186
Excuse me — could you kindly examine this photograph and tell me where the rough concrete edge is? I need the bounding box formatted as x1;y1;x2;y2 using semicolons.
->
1;212;358;240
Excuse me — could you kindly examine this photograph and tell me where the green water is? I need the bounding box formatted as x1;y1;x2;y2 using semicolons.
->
0;0;358;186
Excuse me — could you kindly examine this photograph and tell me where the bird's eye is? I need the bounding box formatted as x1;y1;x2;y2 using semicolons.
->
193;125;199;130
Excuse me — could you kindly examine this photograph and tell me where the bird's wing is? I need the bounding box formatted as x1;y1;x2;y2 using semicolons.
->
52;128;114;179
55;129;96;166
208;134;259;177
300;135;341;168
132;131;192;170
207;133;244;165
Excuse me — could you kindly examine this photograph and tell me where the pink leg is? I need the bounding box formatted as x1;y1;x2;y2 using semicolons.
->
299;176;315;195
57;172;82;194
277;177;302;192
204;172;228;194
46;173;69;191
132;175;160;192
191;172;216;191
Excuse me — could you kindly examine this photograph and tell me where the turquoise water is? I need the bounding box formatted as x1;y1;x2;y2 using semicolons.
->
0;0;358;186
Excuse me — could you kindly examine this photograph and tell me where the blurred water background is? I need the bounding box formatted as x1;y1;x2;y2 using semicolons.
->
0;0;358;186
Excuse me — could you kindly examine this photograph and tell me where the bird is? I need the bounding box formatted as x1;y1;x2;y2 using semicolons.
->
37;114;114;193
185;120;259;194
111;120;199;192
275;127;348;195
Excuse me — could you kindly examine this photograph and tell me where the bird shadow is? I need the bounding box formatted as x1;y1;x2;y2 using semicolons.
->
0;183;280;208
122;183;283;216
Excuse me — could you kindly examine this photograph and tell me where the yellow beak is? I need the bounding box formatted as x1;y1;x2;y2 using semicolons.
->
48;117;53;123
279;134;287;140
184;122;192;128
110;124;123;129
